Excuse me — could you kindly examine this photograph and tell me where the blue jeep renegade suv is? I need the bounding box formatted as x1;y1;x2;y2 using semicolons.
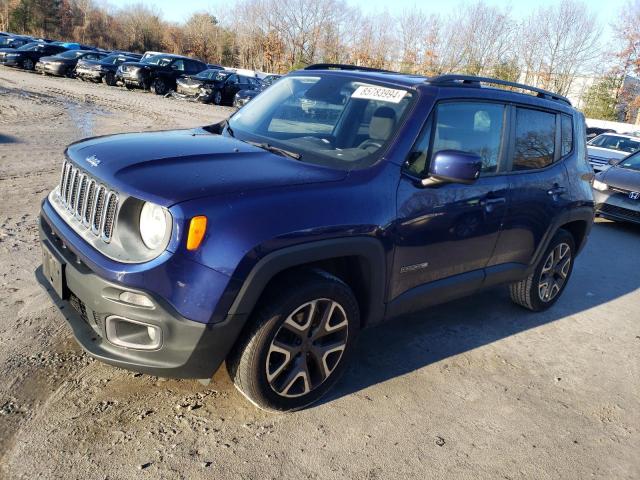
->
38;65;595;411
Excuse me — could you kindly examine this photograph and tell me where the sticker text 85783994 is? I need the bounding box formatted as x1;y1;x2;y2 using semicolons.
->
351;85;407;104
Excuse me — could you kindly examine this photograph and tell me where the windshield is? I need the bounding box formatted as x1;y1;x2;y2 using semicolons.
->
213;71;230;81
618;153;640;171
228;74;415;170
142;55;172;66
57;50;85;59
101;54;122;64
194;69;215;79
262;75;280;86
588;134;640;153
0;37;26;47
16;43;39;51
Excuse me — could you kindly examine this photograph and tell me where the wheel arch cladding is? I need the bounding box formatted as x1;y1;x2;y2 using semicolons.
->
227;237;387;329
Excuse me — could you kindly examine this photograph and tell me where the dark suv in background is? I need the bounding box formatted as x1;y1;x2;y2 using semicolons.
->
75;52;143;85
175;69;260;104
37;65;594;412
0;42;67;70
116;54;207;95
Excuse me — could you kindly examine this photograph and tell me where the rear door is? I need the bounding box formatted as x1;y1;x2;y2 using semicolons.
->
490;106;572;269
391;100;510;308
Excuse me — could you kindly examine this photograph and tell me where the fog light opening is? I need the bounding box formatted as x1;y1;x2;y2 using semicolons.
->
105;316;162;350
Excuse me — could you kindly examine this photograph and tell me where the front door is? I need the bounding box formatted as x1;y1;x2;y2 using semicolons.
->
390;101;510;310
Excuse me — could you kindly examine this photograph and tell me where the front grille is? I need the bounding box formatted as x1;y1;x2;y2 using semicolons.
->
588;156;609;166
57;160;119;242
597;203;640;221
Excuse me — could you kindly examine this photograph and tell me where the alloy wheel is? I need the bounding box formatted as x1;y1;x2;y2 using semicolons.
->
538;242;572;302
24;59;34;70
266;298;349;398
214;91;222;105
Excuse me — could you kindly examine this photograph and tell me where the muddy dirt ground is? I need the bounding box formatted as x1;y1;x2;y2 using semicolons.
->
0;67;638;479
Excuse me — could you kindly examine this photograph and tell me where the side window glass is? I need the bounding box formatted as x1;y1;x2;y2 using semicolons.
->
227;74;238;84
171;60;185;71
432;102;505;175
561;114;573;157
513;108;556;170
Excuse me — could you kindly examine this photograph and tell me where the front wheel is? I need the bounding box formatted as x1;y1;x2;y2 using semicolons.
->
22;58;34;70
510;229;575;311
213;90;223;105
151;78;168;95
103;72;116;86
227;270;359;412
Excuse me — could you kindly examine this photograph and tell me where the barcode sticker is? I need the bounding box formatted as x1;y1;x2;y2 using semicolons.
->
352;85;407;103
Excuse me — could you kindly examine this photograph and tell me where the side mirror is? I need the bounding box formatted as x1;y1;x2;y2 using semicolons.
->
423;150;482;186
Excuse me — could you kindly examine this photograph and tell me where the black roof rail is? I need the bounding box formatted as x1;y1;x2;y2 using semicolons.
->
304;63;396;74
427;74;571;106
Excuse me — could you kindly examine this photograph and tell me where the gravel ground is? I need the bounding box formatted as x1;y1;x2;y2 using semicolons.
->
0;67;639;480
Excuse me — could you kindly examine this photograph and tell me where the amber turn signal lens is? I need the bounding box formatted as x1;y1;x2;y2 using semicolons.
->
186;216;207;251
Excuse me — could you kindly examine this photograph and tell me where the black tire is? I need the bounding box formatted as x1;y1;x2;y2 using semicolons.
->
103;72;116;86
213;90;223;105
510;229;575;312
124;83;135;90
151;78;168;95
227;270;360;412
22;58;34;70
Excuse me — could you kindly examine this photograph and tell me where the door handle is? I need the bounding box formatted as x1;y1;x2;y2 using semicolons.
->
482;196;506;212
547;185;567;196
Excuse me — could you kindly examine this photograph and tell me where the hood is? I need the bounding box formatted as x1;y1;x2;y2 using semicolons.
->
601;165;640;192
120;61;157;70
587;146;629;161
39;55;68;63
65;128;348;206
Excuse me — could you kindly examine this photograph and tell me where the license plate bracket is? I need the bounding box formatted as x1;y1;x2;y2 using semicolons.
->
42;243;66;299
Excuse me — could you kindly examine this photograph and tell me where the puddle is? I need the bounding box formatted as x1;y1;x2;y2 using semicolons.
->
63;101;111;137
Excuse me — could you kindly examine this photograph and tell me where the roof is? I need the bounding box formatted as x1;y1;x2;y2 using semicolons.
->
300;64;572;108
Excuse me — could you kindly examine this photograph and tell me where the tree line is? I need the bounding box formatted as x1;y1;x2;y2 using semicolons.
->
2;0;640;120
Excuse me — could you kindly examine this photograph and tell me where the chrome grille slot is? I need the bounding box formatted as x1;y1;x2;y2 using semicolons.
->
83;179;96;225
57;160;119;243
92;185;106;234
102;192;118;241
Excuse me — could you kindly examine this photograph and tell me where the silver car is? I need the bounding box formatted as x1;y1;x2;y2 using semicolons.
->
587;133;640;172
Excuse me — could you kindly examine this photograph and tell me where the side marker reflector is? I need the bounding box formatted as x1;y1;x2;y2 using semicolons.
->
187;216;207;251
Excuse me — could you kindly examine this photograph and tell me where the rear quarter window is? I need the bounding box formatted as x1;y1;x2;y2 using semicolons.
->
513;108;556;170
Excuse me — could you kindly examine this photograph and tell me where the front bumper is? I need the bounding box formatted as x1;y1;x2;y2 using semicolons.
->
117;72;146;88
174;86;213;103
76;67;103;80
36;62;68;76
37;207;247;379
594;189;640;224
0;58;21;67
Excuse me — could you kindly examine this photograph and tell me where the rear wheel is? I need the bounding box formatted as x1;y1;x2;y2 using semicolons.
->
510;229;575;311
151;78;169;95
213;90;223;105
22;58;34;70
227;270;359;412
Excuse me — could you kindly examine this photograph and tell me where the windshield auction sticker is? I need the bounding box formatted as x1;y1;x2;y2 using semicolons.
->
352;85;407;103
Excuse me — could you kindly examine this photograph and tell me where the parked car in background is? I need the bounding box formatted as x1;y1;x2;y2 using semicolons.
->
50;41;95;51
233;74;281;108
37;67;593;411
36;50;109;77
593;152;640;224
176;69;259;104
586;127;615;141
207;63;224;70
116;54;208;95
141;50;164;61
0;42;67;70
587;133;640;172
0;35;34;49
75;53;143;85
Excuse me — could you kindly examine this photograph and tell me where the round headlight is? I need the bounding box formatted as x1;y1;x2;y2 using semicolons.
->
139;202;167;250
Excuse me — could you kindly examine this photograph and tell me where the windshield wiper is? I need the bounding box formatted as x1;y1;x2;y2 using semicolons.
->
245;140;302;160
223;118;235;137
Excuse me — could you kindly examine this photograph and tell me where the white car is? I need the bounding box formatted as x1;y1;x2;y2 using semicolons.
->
587;133;640;171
